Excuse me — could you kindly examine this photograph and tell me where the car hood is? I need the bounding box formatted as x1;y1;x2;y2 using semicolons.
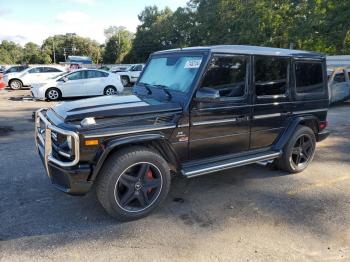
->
51;95;182;123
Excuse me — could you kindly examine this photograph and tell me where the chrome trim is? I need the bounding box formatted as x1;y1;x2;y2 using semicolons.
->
192;118;239;126
84;125;176;138
293;108;328;114
35;109;80;171
184;151;281;178
177;123;190;128
253;113;282;120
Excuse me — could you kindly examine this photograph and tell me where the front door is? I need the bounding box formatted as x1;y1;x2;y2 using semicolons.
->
189;54;251;160
250;55;292;149
58;70;86;97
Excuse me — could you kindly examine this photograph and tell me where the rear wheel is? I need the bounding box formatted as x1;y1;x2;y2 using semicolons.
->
96;147;171;221
45;88;62;101
9;79;23;90
275;126;316;173
104;86;117;95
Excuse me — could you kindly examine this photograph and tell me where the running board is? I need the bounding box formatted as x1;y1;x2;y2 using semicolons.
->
182;150;281;178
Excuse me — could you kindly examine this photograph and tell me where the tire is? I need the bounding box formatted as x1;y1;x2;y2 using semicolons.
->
96;146;171;221
274;126;316;173
45;88;62;101
104;86;117;96
9;79;23;90
121;76;130;87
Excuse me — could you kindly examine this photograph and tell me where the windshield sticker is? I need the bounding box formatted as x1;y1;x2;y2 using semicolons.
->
184;60;202;69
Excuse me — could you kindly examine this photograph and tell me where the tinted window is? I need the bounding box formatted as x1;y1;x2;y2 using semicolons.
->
66;71;84;80
28;67;43;73
86;70;108;78
44;67;62;73
5;66;27;74
132;65;143;71
255;56;289;96
200;55;247;98
295;62;324;94
334;72;345;83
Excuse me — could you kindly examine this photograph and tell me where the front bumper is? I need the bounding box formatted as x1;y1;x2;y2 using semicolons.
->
35;109;92;195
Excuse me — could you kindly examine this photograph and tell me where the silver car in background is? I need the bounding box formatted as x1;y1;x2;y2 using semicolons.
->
328;67;350;104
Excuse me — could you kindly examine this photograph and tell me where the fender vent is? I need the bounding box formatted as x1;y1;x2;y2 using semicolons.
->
154;115;174;125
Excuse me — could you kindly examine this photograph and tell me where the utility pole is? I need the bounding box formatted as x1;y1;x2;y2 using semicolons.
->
52;39;56;64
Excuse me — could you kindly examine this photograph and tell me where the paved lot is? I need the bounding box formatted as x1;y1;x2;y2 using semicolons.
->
1;88;350;261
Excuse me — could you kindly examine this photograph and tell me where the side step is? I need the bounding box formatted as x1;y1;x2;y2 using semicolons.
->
182;150;281;178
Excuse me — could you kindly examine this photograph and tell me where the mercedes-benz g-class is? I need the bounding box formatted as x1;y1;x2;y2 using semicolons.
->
35;45;330;221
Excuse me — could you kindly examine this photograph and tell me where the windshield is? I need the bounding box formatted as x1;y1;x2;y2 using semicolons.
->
138;55;203;93
52;72;68;79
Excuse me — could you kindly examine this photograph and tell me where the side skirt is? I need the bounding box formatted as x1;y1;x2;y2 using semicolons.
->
182;150;281;178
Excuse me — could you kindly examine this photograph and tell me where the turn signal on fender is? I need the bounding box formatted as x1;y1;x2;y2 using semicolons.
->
85;139;99;146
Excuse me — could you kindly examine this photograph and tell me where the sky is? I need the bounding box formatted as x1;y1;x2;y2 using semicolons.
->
0;0;188;46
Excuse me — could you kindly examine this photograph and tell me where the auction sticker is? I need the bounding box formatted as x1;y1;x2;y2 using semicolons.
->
184;60;202;68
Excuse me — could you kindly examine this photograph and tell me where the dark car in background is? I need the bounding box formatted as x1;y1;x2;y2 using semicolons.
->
35;45;329;221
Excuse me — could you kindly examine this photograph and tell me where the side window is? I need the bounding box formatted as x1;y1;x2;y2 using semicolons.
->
295;62;324;94
200;55;247;99
45;67;62;73
255;56;289;97
334;73;346;83
86;70;107;78
66;71;84;81
28;68;41;73
133;65;142;71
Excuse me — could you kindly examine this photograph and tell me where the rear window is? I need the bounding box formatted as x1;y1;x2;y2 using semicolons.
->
295;62;324;94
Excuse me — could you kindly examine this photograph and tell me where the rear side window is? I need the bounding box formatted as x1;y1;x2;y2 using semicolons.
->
200;55;247;99
255;56;289;97
44;67;62;73
86;70;108;78
295;62;324;94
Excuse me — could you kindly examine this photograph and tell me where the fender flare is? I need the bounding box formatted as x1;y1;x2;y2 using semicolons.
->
89;133;181;181
272;115;320;151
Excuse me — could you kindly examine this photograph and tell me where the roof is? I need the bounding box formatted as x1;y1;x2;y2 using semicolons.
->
154;45;324;58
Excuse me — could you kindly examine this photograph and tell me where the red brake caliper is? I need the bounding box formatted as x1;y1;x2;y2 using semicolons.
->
146;169;154;193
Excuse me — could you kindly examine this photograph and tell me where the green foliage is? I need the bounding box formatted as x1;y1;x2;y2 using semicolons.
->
0;40;24;64
102;27;133;63
41;34;101;64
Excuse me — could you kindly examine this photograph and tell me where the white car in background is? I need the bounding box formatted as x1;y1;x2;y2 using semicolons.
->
31;69;124;101
4;65;66;90
113;64;145;86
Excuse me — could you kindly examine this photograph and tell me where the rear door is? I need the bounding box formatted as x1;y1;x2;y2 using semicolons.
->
85;70;109;95
250;55;292;149
189;54;251;160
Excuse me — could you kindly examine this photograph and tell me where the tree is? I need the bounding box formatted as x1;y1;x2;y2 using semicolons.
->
41;34;102;63
0;40;23;64
23;42;51;64
102;27;133;63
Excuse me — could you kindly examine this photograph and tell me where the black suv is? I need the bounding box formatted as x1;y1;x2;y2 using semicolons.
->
35;45;329;221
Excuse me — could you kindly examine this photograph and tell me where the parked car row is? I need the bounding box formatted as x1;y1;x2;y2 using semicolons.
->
327;67;350;104
0;63;145;101
31;69;124;101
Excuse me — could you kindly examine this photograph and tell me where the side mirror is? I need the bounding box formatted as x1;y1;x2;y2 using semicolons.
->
61;76;68;82
194;87;220;103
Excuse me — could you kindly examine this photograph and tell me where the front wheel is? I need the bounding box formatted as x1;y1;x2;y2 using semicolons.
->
45;88;62;101
96;147;171;221
274;126;316;173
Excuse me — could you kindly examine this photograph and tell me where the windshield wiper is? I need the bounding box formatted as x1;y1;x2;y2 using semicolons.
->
153;84;172;100
138;82;152;94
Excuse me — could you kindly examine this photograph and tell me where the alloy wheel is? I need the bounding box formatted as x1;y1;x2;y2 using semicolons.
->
114;162;163;213
290;134;314;168
10;80;21;90
105;87;116;95
48;90;59;100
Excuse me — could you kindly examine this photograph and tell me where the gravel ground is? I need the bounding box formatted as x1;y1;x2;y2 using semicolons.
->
0;88;350;262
